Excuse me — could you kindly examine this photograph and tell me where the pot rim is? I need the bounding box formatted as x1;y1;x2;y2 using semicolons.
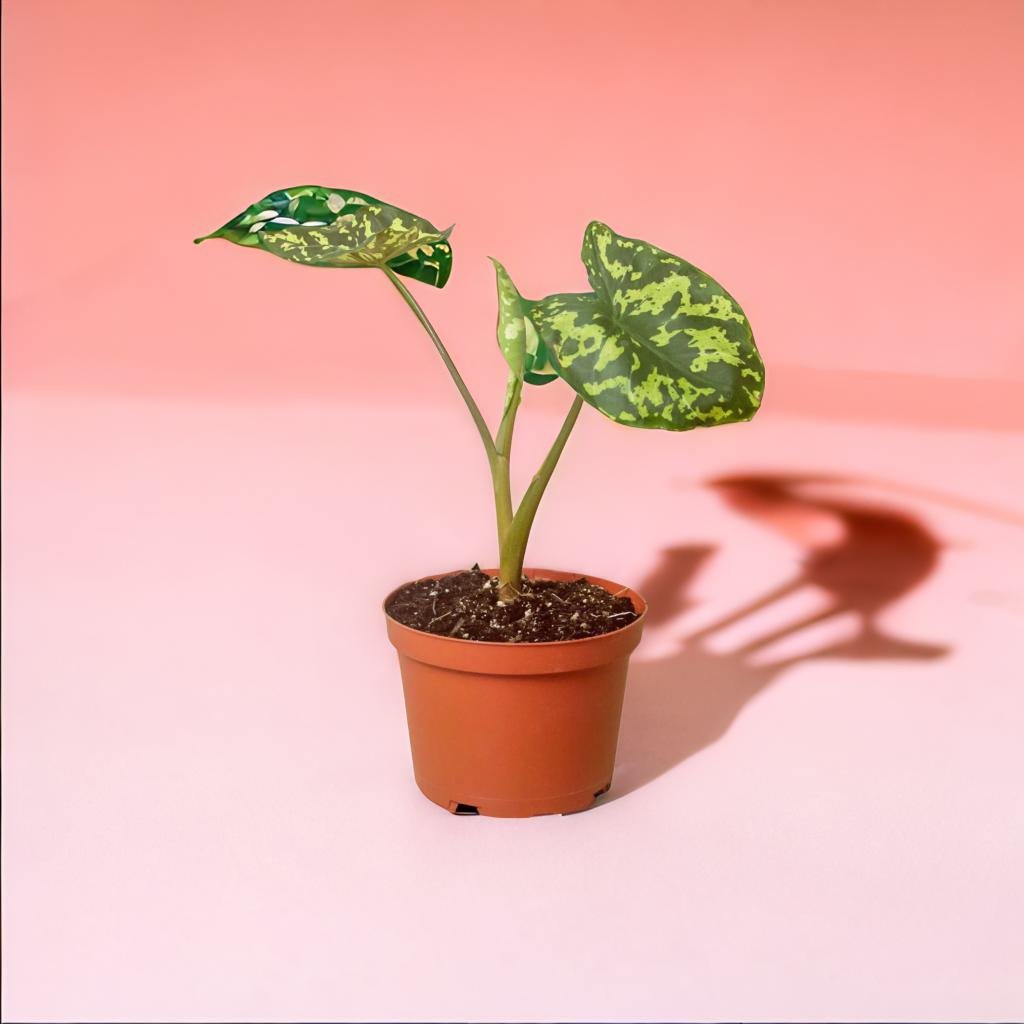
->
382;566;647;649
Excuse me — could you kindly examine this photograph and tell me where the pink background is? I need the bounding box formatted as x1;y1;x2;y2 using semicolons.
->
3;1;1023;1021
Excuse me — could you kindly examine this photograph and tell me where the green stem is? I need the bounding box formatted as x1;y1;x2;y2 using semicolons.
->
498;394;584;600
492;372;522;545
383;265;581;598
383;266;496;463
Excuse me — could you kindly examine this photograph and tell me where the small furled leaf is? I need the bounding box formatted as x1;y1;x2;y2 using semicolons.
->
525;222;763;429
489;259;559;386
522;320;559;386
492;259;526;377
194;186;453;287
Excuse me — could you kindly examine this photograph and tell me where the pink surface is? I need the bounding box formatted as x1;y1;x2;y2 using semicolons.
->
4;1;1024;1021
4;396;1024;1022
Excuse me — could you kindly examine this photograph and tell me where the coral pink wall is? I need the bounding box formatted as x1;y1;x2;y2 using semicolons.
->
4;0;1022;426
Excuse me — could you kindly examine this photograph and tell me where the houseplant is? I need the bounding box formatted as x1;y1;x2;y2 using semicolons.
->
196;186;764;816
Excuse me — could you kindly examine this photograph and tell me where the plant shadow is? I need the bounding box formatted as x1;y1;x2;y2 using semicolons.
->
611;472;950;798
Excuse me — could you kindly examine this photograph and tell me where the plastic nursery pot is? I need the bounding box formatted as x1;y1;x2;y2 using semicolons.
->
383;568;647;818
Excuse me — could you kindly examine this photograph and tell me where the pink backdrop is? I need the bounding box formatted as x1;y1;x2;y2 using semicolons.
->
4;2;1024;1021
5;0;1023;422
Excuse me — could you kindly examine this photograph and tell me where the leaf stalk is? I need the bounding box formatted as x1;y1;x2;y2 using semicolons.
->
384;265;583;602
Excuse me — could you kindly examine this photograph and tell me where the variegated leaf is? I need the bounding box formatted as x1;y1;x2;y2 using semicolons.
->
525;222;763;428
194;186;453;287
490;259;559;386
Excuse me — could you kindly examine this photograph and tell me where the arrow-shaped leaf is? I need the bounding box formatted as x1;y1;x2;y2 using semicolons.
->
525;222;763;428
195;186;453;287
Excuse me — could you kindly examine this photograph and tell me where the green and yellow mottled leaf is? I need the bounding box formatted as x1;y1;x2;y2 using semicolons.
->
194;186;452;287
490;259;559;386
525;222;763;429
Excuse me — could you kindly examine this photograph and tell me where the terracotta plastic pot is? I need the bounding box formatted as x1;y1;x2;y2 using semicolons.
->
384;568;647;817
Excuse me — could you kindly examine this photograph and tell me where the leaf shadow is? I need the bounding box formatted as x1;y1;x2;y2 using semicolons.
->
611;472;950;799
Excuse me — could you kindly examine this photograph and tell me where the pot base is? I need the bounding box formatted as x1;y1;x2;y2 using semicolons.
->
416;777;613;818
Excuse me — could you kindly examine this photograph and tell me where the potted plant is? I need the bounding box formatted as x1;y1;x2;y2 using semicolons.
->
196;186;764;816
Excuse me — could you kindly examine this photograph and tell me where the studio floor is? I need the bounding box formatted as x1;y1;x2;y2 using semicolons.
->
3;392;1022;1022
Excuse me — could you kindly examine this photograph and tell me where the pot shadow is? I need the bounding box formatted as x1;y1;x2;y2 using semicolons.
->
611;472;950;799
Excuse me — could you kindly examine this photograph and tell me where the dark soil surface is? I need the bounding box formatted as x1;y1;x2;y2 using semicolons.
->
385;567;640;643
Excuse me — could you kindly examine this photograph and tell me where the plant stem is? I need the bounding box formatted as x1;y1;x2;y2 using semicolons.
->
383;265;582;600
498;394;584;600
382;266;496;462
492;372;522;545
